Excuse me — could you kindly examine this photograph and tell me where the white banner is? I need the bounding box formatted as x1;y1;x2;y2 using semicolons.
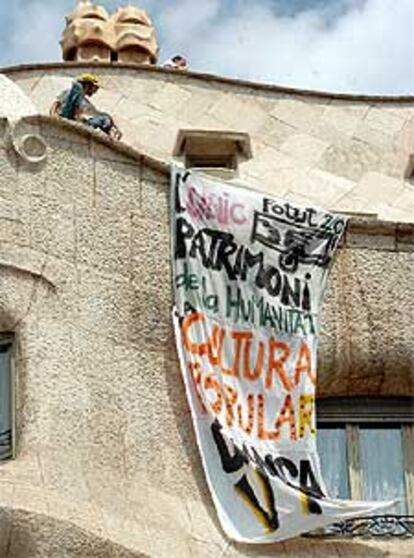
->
171;166;392;543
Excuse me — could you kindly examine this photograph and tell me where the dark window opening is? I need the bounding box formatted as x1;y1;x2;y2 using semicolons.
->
185;154;237;170
0;334;14;463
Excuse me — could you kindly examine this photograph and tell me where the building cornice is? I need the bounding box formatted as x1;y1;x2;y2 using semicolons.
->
2;61;414;104
23;114;169;175
8;115;413;246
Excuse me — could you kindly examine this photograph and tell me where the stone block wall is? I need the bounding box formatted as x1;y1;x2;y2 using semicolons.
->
320;220;414;397
0;117;413;557
6;63;414;223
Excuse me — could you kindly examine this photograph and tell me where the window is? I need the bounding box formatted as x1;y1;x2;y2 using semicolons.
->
315;397;414;537
0;335;14;462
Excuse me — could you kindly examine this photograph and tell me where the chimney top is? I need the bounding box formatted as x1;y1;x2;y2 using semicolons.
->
61;2;158;64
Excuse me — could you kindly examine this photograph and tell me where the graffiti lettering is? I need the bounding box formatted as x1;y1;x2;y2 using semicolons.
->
175;218;313;310
226;285;315;334
191;362;316;441
262;198;345;235
211;420;323;527
212;420;279;532
186;185;247;225
182;312;316;391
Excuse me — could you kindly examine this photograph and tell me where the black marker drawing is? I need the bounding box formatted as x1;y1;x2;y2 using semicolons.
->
251;211;342;273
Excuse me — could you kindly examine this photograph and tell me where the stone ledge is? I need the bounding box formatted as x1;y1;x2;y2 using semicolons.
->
3;61;414;103
7;115;414;255
344;219;414;251
21;115;169;175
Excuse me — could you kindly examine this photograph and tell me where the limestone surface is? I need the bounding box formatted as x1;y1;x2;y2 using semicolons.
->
6;64;414;222
0;114;413;557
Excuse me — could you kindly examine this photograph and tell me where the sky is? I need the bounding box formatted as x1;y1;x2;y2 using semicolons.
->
0;0;413;95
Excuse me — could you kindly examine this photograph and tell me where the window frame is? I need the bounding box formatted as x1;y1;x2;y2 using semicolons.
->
317;397;414;515
0;333;16;463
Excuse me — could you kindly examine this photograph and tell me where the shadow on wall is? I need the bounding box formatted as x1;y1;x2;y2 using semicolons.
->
0;507;398;558
229;538;390;558
0;507;148;558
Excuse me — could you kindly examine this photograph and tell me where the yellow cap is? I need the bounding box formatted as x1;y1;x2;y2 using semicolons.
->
78;73;100;87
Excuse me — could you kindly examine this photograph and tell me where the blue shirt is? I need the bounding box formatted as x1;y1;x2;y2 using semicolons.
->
59;81;84;120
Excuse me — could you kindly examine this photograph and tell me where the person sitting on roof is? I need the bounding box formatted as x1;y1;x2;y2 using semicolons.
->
163;55;188;71
50;73;122;140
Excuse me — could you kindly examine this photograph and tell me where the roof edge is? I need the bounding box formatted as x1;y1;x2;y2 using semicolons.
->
21;114;169;175
2;61;414;103
3;115;413;237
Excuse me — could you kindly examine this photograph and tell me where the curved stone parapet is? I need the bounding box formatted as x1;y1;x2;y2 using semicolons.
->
5;63;414;222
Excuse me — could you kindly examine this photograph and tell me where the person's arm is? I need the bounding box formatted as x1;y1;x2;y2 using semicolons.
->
110;122;122;140
73;104;83;121
49;100;61;116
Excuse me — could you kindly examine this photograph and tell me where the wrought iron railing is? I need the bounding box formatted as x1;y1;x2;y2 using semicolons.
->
306;516;414;538
0;429;12;460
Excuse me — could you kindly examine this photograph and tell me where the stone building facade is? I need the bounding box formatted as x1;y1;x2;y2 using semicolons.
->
0;3;414;557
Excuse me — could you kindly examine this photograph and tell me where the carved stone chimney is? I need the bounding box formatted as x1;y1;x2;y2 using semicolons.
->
61;1;111;62
61;1;158;64
112;6;158;64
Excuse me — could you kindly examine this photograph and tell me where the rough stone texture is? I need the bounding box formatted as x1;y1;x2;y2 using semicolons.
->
0;118;413;557
0;508;148;557
5;63;414;222
319;239;414;397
